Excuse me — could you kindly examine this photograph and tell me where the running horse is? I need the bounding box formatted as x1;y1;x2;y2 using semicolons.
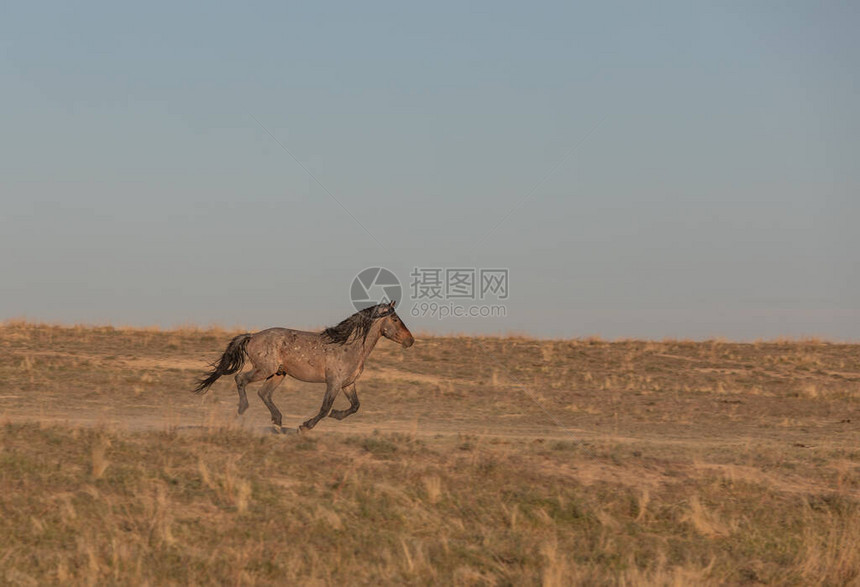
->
193;301;414;432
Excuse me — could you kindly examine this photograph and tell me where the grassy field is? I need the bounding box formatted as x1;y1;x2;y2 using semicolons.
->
0;321;858;584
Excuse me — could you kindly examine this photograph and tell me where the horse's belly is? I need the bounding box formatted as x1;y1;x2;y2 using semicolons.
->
284;361;325;383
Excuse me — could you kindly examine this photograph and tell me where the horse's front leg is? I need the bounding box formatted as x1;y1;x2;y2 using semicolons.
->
329;383;360;421
299;378;342;432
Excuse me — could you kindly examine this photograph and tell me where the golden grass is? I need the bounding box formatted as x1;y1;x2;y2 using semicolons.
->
0;321;858;584
1;423;858;585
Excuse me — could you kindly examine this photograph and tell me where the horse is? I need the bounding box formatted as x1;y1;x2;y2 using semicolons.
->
193;301;414;432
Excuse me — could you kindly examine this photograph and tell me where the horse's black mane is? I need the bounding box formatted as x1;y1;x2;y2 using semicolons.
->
322;304;388;345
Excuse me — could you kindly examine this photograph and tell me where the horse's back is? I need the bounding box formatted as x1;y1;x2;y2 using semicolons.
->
254;326;317;338
249;327;320;347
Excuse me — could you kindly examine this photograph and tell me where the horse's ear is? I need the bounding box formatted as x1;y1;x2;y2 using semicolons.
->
389;300;397;309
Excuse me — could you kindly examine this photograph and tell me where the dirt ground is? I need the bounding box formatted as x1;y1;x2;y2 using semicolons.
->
1;322;857;447
2;322;858;514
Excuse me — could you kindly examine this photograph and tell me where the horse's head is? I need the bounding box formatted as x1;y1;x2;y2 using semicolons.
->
376;301;414;348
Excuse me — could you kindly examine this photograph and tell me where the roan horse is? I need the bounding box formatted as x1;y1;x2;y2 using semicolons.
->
193;301;414;432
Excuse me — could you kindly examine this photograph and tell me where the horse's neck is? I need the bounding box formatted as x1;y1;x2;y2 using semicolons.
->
351;323;383;365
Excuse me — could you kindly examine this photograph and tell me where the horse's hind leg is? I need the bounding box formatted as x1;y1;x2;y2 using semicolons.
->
329;383;360;421
257;374;286;428
235;368;268;415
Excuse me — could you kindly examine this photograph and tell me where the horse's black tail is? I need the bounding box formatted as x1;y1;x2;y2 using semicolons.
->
193;333;253;394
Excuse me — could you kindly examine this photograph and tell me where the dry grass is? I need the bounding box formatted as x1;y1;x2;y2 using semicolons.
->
0;321;858;584
1;424;858;585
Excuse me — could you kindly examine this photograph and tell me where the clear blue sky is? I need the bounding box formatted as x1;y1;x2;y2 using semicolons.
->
1;2;857;339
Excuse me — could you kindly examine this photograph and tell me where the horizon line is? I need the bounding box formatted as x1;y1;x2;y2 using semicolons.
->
2;318;856;345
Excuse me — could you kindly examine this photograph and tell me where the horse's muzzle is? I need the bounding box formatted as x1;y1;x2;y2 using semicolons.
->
402;336;415;348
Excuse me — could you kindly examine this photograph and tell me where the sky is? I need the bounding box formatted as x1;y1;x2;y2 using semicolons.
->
1;1;858;340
